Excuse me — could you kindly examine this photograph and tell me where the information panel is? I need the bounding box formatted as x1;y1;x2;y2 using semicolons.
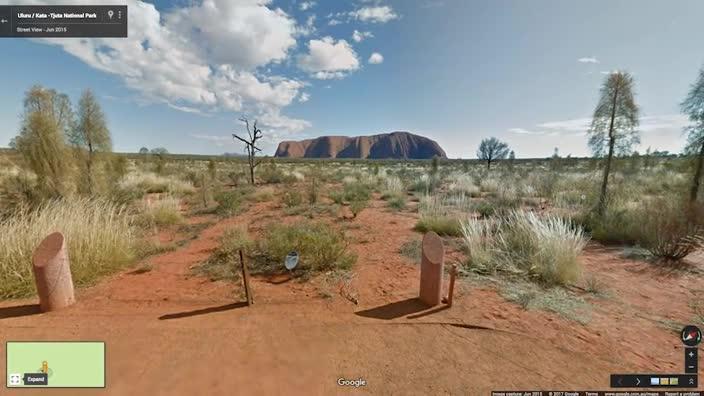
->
0;5;127;38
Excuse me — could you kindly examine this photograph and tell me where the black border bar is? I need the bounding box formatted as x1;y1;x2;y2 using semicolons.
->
0;5;127;38
610;374;698;388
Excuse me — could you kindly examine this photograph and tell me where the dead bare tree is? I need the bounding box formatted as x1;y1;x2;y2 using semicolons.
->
232;117;262;185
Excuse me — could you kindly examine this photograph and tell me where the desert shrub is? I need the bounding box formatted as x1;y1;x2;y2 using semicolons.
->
479;177;500;194
15;108;73;198
633;199;704;260
282;190;303;208
474;200;496;218
118;172;195;195
307;176;318;204
386;194;406;210
252;186;275;202
256;222;356;274
329;190;344;204
343;182;371;202
414;216;462;237
214;187;252;216
259;162;293;184
193;226;253;281
140;196;183;226
461;211;588;286
410;174;440;193
0;170;42;215
0;198;137;298
448;173;480;197
382;175;404;195
350;199;368;218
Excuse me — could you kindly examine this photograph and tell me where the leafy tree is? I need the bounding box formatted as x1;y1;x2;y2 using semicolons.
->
588;71;640;215
139;147;149;155
681;65;704;204
13;86;74;197
150;147;169;155
477;137;509;170
8;137;17;149
69;89;112;194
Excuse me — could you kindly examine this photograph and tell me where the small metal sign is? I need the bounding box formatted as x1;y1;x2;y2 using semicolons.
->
285;251;299;271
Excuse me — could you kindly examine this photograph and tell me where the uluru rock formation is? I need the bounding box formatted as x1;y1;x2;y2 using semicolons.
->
274;131;447;159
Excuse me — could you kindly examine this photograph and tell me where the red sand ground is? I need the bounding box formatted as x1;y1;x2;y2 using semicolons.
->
1;197;703;395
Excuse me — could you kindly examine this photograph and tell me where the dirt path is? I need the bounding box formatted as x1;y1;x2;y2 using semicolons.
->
1;200;703;395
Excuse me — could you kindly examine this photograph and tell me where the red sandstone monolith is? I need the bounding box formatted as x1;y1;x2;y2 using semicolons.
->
32;232;75;312
419;231;445;306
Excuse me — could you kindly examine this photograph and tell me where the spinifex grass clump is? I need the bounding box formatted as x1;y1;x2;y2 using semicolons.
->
461;211;587;286
118;171;195;195
140;195;183;226
0;198;137;298
414;194;462;236
256;221;356;274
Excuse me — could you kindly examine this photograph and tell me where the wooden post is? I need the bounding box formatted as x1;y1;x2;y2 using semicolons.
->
32;232;75;312
419;231;445;306
443;264;458;307
239;250;253;305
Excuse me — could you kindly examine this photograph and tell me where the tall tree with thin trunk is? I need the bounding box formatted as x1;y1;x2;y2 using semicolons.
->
69;89;112;195
14;86;74;197
588;71;640;216
477;137;510;170
681;65;704;204
233;117;263;185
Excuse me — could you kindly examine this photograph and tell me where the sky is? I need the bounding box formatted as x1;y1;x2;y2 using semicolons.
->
0;0;703;158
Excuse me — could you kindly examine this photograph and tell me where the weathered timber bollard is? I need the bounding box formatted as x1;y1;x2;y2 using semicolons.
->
32;232;75;312
419;231;445;306
239;249;253;305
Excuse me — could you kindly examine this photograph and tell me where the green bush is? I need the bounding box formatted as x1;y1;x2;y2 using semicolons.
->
214;187;252;216
257;221;356;274
282;190;303;208
633;199;704;260
329;190;344;204
474;201;496;218
343;182;371;202
350;199;368;218
193;226;253;281
414;216;462;237
386;194;406;210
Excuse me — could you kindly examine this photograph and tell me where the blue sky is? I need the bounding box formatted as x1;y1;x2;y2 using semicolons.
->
1;0;703;158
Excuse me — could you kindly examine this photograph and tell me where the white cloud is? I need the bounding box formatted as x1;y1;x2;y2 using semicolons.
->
352;30;374;42
298;92;310;103
510;114;690;137
296;14;317;37
578;57;600;64
299;1;316;11
507;127;547;136
190;134;234;147
350;5;398;23
298;36;360;79
328;18;342;26
28;0;309;134
368;52;384;64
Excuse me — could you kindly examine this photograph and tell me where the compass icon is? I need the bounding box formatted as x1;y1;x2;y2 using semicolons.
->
681;325;702;347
